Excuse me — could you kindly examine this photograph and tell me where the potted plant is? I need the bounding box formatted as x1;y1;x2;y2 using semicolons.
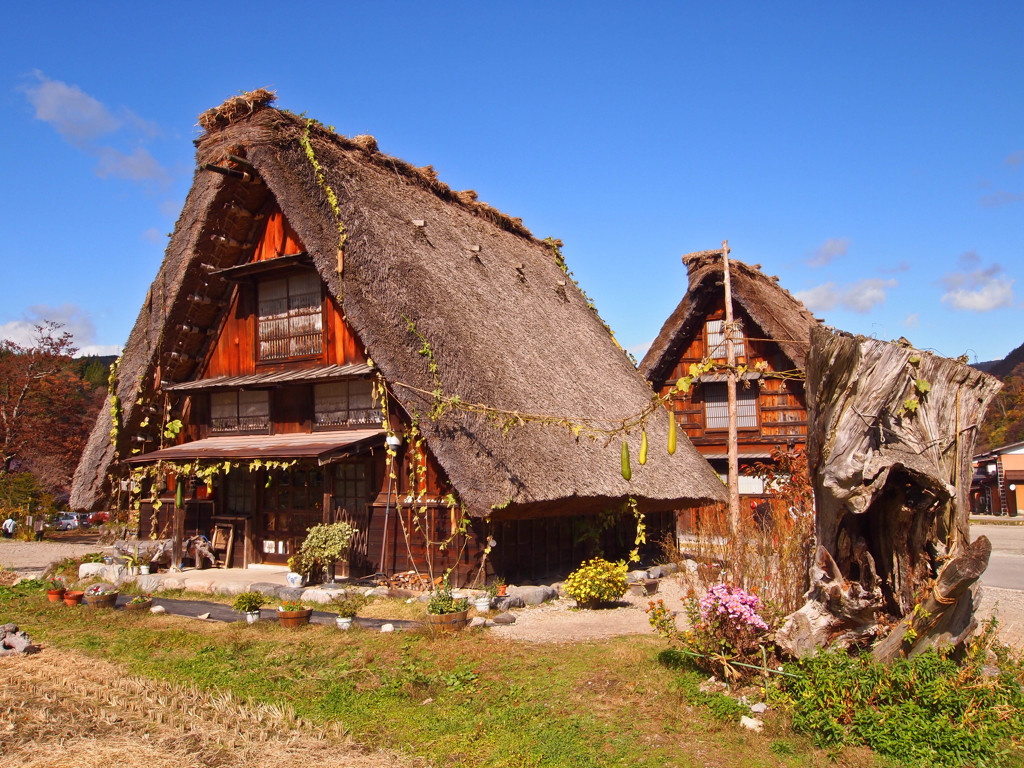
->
137;551;153;576
124;593;153;611
277;599;313;628
285;556;305;588
47;577;66;603
123;549;141;577
63;588;85;606
295;521;356;585
331;591;372;630
563;558;628;609
425;577;470;630
83;583;119;609
628;577;661;597
232;591;269;624
493;576;507;597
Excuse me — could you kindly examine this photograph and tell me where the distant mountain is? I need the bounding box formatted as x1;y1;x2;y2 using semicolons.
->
972;341;1024;378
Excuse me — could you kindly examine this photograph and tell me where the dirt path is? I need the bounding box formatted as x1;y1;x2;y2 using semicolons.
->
0;538;110;579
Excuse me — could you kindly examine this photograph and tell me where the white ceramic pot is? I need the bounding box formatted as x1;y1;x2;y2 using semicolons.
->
128;566;139;577
286;572;304;588
474;597;491;613
336;616;353;630
245;611;261;624
139;565;151;575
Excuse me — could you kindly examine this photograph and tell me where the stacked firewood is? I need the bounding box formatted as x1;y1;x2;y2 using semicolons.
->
0;623;40;656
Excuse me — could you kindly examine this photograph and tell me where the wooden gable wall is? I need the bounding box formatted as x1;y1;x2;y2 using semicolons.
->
201;206;366;380
658;296;807;453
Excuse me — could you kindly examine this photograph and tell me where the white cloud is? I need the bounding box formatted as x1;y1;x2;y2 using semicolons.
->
22;72;171;190
795;278;897;313
980;189;1024;207
141;227;163;243
904;313;919;329
22;71;119;143
0;304;116;355
96;146;171;187
76;344;123;357
626;339;653;362
806;237;850;268
1007;150;1024;168
940;256;1015;312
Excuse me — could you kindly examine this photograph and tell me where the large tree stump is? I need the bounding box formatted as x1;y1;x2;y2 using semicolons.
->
777;328;1001;661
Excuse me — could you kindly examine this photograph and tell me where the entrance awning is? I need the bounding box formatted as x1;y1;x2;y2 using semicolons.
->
124;429;385;465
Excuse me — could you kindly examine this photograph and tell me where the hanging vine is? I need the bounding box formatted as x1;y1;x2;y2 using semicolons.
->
299;119;347;281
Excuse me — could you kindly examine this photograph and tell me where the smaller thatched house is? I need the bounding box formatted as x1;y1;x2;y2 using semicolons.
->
639;250;821;512
71;91;725;584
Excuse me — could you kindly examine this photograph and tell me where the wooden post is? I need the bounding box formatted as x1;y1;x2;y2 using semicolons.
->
722;241;741;534
171;481;184;572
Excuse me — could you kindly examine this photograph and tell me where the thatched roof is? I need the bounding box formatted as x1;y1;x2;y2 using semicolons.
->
639;249;822;386
72;91;725;515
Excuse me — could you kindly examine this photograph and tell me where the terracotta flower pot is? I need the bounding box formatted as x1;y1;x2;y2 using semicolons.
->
277;608;312;628
47;589;66;603
496;585;507;597
423;608;470;631
63;590;85;606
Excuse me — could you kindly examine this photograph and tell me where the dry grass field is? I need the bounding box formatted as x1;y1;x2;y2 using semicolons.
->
0;648;420;768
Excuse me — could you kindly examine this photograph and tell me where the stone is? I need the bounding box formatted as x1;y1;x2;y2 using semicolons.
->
750;702;768;715
136;574;163;592
490;612;516;625
0;623;17;635
197;612;211;620
493;595;526;611
300;588;341;604
159;577;185;591
469;617;487;628
277;587;305;601
380;623;395;633
366;586;391;598
627;570;649;583
740;716;763;732
648;563;679;579
248;582;283;598
683;559;699;574
78;563;108;580
150;605;166;614
508;585;557;605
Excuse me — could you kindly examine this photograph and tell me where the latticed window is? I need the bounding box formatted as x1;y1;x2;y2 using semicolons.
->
706;318;745;359
333;462;370;517
703;382;757;430
314;380;378;427
257;272;323;361
210;390;270;432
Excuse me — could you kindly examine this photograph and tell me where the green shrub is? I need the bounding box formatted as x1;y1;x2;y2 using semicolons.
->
775;628;1024;767
563;558;627;605
296;521;357;575
231;591;269;613
427;577;469;615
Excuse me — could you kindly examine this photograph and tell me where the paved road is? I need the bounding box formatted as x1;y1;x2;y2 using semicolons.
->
973;523;1024;591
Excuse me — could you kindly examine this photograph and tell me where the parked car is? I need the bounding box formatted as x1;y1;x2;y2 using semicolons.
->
54;514;79;531
87;511;110;525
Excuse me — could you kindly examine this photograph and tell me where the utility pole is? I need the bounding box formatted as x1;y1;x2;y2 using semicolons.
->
722;240;741;534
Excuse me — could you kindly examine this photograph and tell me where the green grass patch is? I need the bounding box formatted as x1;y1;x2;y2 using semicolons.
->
4;581;876;767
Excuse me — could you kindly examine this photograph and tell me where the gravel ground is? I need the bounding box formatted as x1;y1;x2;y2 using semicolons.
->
0;538;111;578
3;538;1021;647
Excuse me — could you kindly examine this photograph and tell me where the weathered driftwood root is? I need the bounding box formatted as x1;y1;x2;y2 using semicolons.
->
778;329;1001;661
776;546;882;658
872;535;991;663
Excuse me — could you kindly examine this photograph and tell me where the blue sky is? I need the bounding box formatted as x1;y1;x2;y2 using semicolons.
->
1;3;1022;364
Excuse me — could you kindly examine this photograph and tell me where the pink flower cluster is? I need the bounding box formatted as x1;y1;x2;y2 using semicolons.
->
699;583;768;632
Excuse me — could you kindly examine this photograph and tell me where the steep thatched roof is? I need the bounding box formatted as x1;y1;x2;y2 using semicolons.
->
639;249;822;386
72;91;725;515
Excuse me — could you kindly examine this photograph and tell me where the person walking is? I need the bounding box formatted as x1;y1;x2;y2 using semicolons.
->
2;516;14;538
32;516;44;542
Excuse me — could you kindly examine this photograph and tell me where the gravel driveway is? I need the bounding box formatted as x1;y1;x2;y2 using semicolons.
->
2;537;1021;647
